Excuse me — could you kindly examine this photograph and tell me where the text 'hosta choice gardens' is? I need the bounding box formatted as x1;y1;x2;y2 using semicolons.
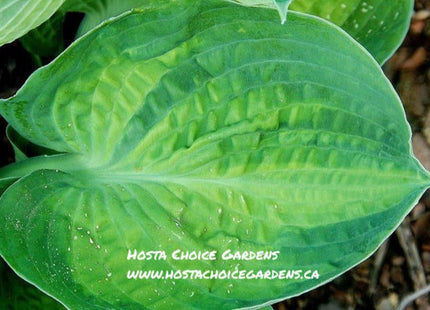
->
0;0;427;309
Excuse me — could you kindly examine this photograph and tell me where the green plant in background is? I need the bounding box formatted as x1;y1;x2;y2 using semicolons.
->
0;0;65;46
0;0;423;309
0;262;64;309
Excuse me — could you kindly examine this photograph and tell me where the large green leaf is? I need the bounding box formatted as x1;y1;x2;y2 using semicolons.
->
0;0;65;46
0;1;428;309
230;0;414;64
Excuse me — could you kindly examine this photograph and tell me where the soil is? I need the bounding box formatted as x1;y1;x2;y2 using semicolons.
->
1;3;430;310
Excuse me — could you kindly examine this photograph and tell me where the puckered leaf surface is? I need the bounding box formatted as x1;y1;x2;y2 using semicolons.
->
0;1;428;309
0;0;65;46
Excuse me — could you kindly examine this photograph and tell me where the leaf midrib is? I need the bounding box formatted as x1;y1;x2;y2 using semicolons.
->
91;167;425;188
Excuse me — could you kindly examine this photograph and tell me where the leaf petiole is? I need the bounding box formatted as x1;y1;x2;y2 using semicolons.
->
0;153;85;180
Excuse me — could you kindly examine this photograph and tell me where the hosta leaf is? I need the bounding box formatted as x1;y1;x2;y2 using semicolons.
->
0;1;428;309
76;0;156;37
66;0;413;63
0;259;64;310
20;11;66;63
292;0;414;63
0;0;65;46
6;125;34;162
63;0;172;37
231;0;414;64
60;0;107;12
6;125;59;162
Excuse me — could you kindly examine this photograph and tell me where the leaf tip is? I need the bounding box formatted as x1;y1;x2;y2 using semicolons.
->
273;0;292;25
